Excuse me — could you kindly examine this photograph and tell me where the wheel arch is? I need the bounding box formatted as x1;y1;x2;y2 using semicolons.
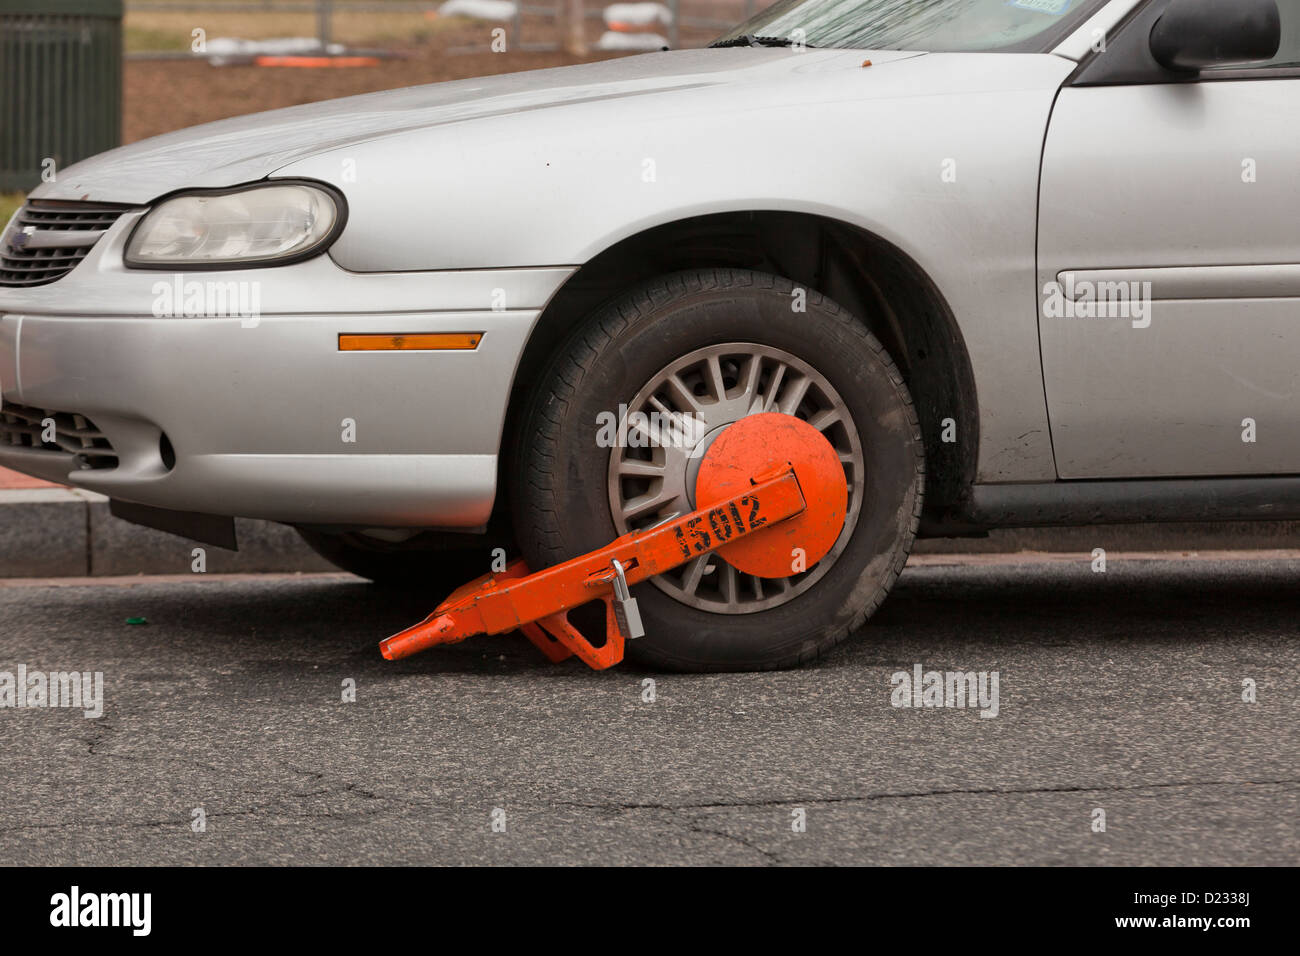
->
503;210;979;515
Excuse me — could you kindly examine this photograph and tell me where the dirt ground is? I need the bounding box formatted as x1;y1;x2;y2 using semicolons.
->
124;21;727;143
127;33;602;142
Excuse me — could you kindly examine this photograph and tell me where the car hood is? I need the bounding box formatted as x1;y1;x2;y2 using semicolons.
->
32;48;925;205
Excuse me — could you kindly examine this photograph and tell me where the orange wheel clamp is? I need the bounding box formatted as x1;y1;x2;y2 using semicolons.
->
379;413;849;669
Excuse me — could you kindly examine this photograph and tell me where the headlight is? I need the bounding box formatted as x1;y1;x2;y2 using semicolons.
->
124;182;344;268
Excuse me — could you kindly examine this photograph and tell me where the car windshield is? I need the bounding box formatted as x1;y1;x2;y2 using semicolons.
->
712;0;1110;52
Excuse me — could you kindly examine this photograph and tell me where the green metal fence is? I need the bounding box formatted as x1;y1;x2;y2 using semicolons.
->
0;0;123;192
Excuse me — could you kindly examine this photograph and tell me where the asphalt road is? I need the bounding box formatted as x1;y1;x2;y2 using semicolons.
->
1;556;1297;866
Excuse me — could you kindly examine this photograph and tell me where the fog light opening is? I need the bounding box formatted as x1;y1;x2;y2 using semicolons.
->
160;433;176;471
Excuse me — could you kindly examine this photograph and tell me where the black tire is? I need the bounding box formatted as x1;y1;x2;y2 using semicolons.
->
510;268;924;671
296;528;498;589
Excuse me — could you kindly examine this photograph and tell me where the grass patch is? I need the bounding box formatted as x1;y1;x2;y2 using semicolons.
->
0;193;24;228
126;25;192;53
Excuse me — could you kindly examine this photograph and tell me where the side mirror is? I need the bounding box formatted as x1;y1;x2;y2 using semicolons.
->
1149;0;1280;72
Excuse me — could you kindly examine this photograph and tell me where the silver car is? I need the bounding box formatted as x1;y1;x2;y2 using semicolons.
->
2;0;1296;669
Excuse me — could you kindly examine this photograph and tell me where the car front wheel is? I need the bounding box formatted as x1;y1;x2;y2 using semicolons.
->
511;268;924;671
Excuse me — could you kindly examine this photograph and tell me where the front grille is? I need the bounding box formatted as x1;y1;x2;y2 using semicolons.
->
0;200;129;287
0;402;117;470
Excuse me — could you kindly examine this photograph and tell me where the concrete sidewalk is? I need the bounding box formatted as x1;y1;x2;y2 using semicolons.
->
3;467;1298;577
0;467;331;577
0;485;333;577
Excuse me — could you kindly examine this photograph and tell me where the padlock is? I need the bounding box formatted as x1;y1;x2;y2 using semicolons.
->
609;559;645;640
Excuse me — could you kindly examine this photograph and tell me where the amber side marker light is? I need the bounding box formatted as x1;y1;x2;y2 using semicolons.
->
338;333;483;351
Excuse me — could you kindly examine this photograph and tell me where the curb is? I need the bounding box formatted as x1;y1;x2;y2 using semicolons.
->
0;488;333;577
2;487;1298;577
911;520;1300;555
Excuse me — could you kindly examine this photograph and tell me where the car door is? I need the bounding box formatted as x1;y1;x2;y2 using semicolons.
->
1037;0;1300;478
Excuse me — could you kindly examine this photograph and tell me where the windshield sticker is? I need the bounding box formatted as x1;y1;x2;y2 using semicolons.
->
1007;0;1074;14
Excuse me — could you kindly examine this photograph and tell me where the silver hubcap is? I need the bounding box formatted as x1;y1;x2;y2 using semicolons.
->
607;342;864;614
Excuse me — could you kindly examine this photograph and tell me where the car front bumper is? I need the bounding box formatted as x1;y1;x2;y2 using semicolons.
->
0;208;573;528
